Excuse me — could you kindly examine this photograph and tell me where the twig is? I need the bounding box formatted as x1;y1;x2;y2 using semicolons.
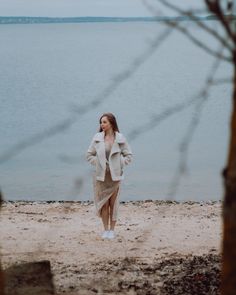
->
168;47;223;197
156;0;234;52
143;0;232;62
205;0;236;43
0;27;173;164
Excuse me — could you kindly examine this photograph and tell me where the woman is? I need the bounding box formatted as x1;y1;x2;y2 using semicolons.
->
86;113;133;239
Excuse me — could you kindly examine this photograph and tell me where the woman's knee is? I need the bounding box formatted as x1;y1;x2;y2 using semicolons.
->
109;192;117;207
102;201;109;211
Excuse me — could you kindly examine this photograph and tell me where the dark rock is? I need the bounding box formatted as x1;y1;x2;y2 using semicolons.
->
4;260;55;295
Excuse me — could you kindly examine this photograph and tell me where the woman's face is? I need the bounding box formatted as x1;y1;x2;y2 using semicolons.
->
100;116;112;132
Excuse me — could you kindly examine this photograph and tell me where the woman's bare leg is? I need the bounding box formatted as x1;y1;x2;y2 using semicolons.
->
109;189;118;230
101;201;109;230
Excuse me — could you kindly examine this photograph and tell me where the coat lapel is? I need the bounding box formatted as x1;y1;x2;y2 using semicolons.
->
110;142;120;157
110;132;125;157
94;131;106;169
94;131;125;167
97;142;106;169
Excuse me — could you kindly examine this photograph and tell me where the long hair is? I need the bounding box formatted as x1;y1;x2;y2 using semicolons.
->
99;113;120;132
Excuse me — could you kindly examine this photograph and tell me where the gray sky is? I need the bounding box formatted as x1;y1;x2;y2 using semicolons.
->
0;0;208;17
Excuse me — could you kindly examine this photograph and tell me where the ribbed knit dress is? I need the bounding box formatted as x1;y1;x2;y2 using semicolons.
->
93;141;120;221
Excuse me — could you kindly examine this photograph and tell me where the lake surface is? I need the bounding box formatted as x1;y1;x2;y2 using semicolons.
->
0;21;232;201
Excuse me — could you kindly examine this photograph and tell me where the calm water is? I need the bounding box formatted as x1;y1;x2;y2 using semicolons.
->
0;21;232;201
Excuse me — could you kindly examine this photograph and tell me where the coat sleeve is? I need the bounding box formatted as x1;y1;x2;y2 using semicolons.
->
120;138;133;166
86;138;97;166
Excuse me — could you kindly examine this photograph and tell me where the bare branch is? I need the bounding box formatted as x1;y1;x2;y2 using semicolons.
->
59;73;233;166
0;4;231;165
0;116;76;164
167;21;231;62
127;54;221;142
205;0;236;43
211;77;233;85
168;47;223;197
167;98;207;197
128;97;198;141
55;52;229;203
70;26;173;114
156;0;234;52
0;27;173;164
143;0;232;62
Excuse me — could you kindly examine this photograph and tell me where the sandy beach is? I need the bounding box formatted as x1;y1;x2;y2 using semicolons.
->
0;200;222;294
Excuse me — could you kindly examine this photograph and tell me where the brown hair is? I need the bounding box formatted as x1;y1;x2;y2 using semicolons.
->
99;113;120;132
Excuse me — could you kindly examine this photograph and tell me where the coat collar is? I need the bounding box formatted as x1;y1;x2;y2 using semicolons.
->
94;131;125;143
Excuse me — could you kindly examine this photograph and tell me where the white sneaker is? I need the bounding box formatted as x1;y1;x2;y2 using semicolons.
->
107;230;115;239
101;231;109;239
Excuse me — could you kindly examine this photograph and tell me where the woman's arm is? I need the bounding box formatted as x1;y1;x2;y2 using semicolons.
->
120;139;133;167
86;139;97;166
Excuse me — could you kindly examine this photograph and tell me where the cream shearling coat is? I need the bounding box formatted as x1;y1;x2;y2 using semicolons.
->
86;131;132;181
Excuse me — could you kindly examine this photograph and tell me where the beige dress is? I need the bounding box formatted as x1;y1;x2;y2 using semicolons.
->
93;141;120;221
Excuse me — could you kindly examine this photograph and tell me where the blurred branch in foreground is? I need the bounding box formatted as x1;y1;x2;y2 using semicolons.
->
67;46;229;202
149;0;236;293
143;0;232;62
156;0;234;50
168;46;223;197
0;26;173;165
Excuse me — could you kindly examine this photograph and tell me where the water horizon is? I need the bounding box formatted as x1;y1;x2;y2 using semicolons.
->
0;15;233;25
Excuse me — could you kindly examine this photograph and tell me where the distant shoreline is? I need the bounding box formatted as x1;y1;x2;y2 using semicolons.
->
0;15;235;25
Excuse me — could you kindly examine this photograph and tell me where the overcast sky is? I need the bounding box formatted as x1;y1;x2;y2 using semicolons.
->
0;0;210;17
